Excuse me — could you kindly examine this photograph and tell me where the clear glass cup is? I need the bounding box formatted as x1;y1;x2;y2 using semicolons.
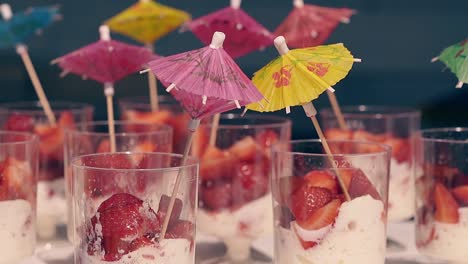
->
0;131;38;264
415;128;468;263
119;96;191;153
193;114;291;263
64;121;173;242
271;139;391;263
72;152;198;264
320;106;421;222
0;101;94;241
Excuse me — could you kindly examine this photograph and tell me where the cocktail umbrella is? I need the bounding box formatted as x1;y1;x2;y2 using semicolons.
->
105;0;190;111
186;0;273;59
144;31;264;237
0;3;61;125
246;36;361;201
275;0;355;129
432;39;467;88
52;25;154;152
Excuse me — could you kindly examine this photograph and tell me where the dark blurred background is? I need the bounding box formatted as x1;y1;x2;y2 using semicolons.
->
0;0;467;139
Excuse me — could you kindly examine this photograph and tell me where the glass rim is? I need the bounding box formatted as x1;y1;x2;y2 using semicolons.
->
0;131;38;146
0;101;94;115
275;139;392;158
320;105;421;119
203;113;291;129
64;120;173;137
419;127;468;144
71;152;198;172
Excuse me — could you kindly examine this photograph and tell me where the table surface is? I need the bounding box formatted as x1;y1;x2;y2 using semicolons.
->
23;221;446;264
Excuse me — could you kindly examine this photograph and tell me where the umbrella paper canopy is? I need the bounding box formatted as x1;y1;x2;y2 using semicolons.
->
247;41;359;113
0;4;60;48
186;0;273;58
147;31;264;119
274;0;355;48
432;39;468;88
105;0;190;45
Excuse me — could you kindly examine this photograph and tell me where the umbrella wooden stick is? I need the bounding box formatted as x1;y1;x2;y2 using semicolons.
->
161;118;200;238
303;102;351;201
326;90;347;130
145;43;159;112
1;4;56;126
104;84;117;153
208;113;221;147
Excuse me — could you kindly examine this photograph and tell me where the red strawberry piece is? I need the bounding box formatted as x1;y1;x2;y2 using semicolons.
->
294;228;318;249
0;157;30;200
157;194;183;228
229;136;262;162
325;128;352;141
290;185;332;223
231;161;269;206
192;127;209;158
4;113;34;132
96;139;111;153
58;111;75;128
348;170;382;200
424;164;460;183
255;130;279;149
165;220;194;240
384;137;410;163
34;124;63;158
434;183;459;223
125;110;172;125
200;181;232;211
273;176;304;205
338;168;354;191
353;130;387;143
200;146;236;180
97;193;143;212
304;170;338;194
297;199;341;230
452;185;468;205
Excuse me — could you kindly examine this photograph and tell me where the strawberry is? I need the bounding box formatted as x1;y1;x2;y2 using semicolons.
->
199;146;236;180
324;128;352;141
352;130;386;143
290;185;332;223
0;157;31;200
296;233;317;249
255;130;279;149
304;170;338;193
453;185;468;205
384;137;410;163
348;169;381;200
165;220;194;240
125;110;172;125
231;161;269;206
96;139;111;153
297;199;341;230
157;194;183;229
338;168;354;191
4;113;34;132
229;136;262;162
434;183;459;224
192;128;209;158
272;176;303;205
58;111;75;128
424;164;459;184
200;181;232;211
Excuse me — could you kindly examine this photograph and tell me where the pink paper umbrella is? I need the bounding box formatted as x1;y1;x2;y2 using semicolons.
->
186;0;273;58
52;26;154;152
275;0;355;48
143;31;263;237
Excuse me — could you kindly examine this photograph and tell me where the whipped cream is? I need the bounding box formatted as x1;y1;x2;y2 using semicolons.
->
0;199;35;264
197;193;273;240
276;195;386;264
419;208;468;262
81;239;192;264
388;159;414;221
37;179;67;239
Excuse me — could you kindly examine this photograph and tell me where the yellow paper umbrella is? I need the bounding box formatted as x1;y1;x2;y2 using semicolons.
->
246;36;361;201
105;0;191;111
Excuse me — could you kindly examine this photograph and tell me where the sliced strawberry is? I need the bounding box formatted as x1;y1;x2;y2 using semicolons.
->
453;185;468;205
157;194;183;228
348;169;381;200
255;130;279;149
165;220;194;240
290;186;332;223
229;136;262;162
338;168;354;191
352;130;386;143
125;110;172;125
96;139;111;153
192;128;209;158
199;146;236;180
4;113;34;132
384;137;410;163
231;161;269;206
200;181;232;211
324;128;353;141
297;199;341;230
34;125;63;159
0;157;31;200
304;170;338;194
434;183;459;223
424;164;459;183
296;233;317;249
273;176;304;205
58;111;75;128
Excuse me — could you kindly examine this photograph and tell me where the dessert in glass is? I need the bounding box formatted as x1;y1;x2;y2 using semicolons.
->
0;131;38;264
72;152;198;264
320;106;420;222
0;101;94;240
415;128;468;263
271;139;391;263
64;121;173;241
119;96;190;153
192;114;291;263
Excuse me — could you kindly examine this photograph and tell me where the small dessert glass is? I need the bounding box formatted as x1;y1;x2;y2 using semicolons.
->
72;152;198;264
271;139;391;263
0;101;93;241
0;131;38;264
415;128;468;263
194;114;291;264
64;121;173;242
320;106;420;222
